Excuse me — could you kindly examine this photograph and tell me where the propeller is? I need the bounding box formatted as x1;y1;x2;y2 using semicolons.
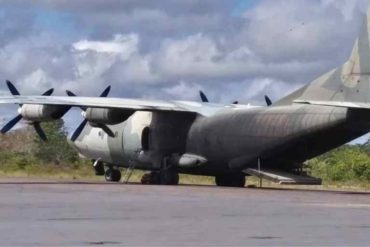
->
199;90;209;103
67;86;112;142
264;95;272;106
1;80;53;141
199;90;238;104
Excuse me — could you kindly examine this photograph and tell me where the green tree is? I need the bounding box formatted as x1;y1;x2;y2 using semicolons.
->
33;120;79;165
308;145;370;182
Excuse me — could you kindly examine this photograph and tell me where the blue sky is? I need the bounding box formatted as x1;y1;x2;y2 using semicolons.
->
0;0;370;143
232;0;260;16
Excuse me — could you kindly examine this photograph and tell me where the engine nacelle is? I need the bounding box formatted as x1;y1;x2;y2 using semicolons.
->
84;108;134;125
20;104;66;121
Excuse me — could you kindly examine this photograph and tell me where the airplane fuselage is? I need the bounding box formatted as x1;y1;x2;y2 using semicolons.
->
72;104;370;176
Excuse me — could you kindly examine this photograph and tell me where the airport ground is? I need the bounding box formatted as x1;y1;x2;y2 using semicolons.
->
0;177;369;246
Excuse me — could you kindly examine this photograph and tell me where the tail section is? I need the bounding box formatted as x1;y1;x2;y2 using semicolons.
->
276;8;370;105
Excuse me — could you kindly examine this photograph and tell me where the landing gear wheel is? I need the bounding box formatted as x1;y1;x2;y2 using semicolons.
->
141;172;160;185
215;174;245;187
159;170;179;185
93;160;105;176
105;168;121;182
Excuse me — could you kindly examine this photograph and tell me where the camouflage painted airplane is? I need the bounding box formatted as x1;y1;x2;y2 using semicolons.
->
1;10;370;187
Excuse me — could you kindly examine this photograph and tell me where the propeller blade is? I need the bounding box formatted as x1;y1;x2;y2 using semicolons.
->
66;90;76;97
264;95;272;106
99;85;111;97
2;81;55;139
66;90;87;111
6;80;20;96
42;88;54;96
1;114;22;134
70;119;88;142
68;86;111;141
67;86;111;97
199;90;209;103
99;124;115;137
33;122;47;141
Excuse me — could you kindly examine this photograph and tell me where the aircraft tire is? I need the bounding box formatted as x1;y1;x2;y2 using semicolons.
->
159;170;179;185
215;174;245;187
105;169;121;182
141;172;161;184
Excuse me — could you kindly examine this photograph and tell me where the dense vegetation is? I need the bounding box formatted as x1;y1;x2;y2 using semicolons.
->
0;120;369;187
0;120;93;179
307;143;370;184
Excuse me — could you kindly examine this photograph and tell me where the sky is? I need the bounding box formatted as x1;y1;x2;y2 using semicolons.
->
0;0;370;141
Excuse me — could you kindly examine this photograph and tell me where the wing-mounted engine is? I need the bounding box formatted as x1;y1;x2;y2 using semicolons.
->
66;86;135;141
20;104;69;122
1;81;70;141
83;108;135;125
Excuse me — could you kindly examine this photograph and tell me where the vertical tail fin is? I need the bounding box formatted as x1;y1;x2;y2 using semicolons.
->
277;8;370;105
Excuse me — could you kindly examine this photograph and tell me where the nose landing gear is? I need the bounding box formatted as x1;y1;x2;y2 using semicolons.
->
92;160;105;176
105;168;121;182
92;160;122;182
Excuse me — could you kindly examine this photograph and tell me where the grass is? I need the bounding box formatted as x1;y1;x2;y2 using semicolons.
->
0;163;97;180
0;161;216;184
1;127;370;191
0;162;369;191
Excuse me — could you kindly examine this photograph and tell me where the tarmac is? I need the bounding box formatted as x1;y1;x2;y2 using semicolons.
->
0;178;369;246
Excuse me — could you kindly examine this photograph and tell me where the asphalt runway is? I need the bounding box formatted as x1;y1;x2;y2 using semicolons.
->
0;178;369;246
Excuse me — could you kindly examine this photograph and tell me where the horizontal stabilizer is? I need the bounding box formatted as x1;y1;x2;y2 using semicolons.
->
243;168;322;185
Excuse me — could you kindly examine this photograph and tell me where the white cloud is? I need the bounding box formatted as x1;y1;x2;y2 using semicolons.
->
21;68;51;93
72;34;139;56
1;0;370;105
1;0;370;144
163;81;201;101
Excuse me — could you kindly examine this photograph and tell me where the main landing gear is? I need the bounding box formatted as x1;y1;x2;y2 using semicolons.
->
215;173;246;187
141;170;179;185
141;156;179;185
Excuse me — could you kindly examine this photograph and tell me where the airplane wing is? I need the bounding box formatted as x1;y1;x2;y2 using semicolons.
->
0;95;248;117
293;99;370;109
0;95;191;112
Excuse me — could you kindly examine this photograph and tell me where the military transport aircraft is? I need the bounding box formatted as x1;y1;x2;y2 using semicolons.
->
1;10;370;187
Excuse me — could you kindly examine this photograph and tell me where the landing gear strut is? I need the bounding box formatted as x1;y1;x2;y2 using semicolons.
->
215;174;245;187
105;168;121;182
92;160;105;176
141;170;179;185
